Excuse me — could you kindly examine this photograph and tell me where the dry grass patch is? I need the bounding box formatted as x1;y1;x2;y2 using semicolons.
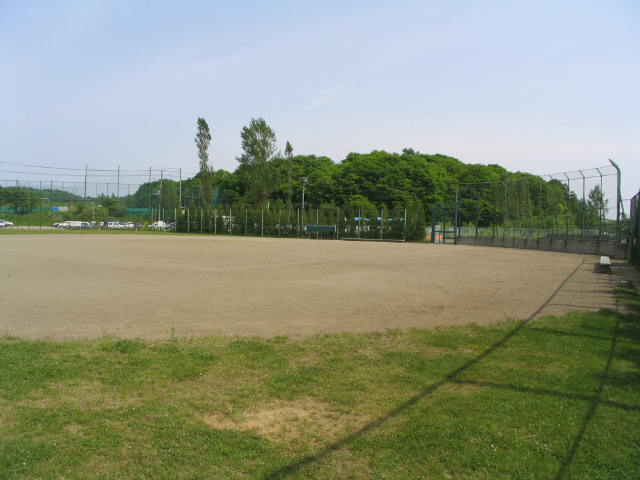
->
203;397;365;444
18;381;140;411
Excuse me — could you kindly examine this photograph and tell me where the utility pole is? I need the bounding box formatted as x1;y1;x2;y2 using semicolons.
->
301;177;307;232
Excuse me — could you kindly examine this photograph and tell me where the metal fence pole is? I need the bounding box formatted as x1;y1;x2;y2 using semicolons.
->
563;173;570;237
580;169;586;238
609;159;622;241
403;208;407;241
596;168;603;237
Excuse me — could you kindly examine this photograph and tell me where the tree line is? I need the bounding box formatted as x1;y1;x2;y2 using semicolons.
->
0;116;609;234
145;116;607;232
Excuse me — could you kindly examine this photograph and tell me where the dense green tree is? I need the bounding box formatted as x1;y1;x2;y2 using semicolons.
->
237;117;277;206
0;187;38;213
99;195;127;217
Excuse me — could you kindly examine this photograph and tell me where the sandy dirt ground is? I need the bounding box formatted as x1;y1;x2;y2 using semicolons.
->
0;234;623;340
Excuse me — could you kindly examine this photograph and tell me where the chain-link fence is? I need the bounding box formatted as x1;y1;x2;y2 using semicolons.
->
455;162;625;242
0;167;424;240
0;164;196;228
174;205;422;241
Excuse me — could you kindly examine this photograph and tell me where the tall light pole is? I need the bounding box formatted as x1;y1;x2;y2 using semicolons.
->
301;177;307;231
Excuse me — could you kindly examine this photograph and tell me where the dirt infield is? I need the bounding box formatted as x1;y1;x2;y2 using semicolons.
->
0;234;607;340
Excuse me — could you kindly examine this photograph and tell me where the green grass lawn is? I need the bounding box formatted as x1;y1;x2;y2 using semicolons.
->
1;285;639;479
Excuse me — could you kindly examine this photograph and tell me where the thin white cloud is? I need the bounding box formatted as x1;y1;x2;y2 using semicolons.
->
306;85;344;110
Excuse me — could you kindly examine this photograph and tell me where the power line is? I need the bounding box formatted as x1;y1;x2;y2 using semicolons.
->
0;160;197;177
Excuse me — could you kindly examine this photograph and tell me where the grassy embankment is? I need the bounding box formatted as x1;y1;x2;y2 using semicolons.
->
1;285;639;479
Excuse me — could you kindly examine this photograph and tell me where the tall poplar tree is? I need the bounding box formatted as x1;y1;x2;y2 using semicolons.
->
195;117;212;208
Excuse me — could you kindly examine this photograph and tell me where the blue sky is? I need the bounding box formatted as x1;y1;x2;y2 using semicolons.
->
1;0;638;198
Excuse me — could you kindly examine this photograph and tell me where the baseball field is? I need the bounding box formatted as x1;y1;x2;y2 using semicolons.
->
1;233;638;479
0;234;604;339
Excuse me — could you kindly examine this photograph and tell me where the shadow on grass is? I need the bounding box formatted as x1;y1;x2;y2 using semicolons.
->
263;263;640;480
261;261;640;480
526;326;611;342
552;316;621;480
451;376;640;413
262;260;593;479
262;320;532;479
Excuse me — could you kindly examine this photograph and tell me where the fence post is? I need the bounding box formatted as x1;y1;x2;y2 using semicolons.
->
187;208;190;233
245;207;247;236
403;208;407;242
336;208;339;240
609;158;622;242
261;208;264;237
214;209;217;234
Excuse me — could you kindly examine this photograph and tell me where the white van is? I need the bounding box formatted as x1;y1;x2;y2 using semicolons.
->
62;221;91;229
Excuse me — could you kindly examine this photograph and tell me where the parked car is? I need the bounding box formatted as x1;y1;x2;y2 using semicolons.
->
134;222;144;229
149;221;168;229
60;221;91;229
0;219;14;228
122;222;134;229
105;221;124;229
